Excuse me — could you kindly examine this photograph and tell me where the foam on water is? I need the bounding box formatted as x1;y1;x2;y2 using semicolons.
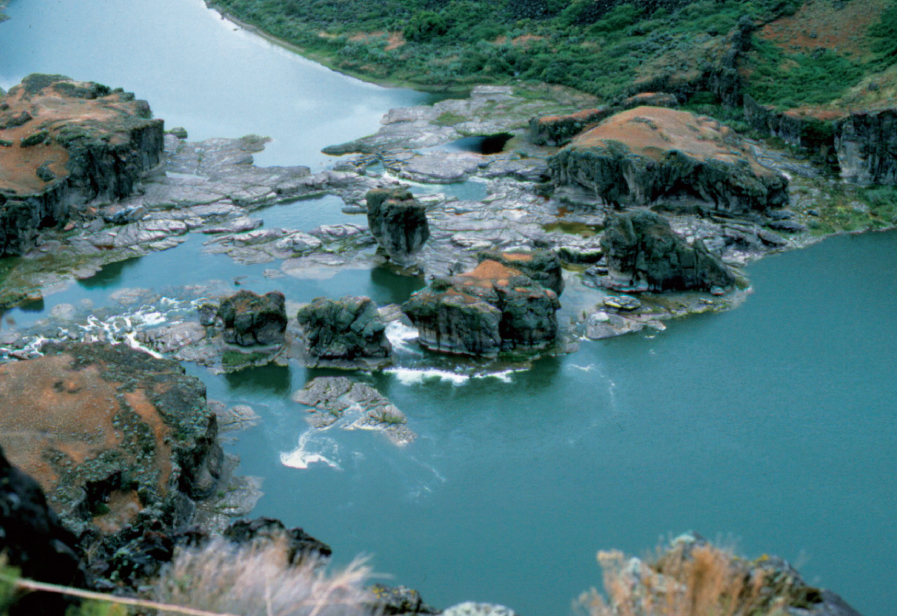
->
385;321;421;354
280;430;343;471
387;367;471;386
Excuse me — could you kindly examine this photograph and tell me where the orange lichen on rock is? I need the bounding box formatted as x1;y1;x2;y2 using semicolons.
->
0;79;140;195
457;259;522;289
573;106;773;177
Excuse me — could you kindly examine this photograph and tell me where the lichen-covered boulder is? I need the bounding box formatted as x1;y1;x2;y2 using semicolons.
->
296;296;391;364
402;260;560;357
548;106;789;213
477;248;565;296
366;187;430;261
0;342;223;538
601;210;734;292
217;290;287;347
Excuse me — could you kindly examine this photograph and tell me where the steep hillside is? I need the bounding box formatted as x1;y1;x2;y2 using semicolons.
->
207;0;896;112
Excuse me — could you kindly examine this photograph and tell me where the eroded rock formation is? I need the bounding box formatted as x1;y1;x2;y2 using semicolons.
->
217;290;287;347
296;296;392;367
0;74;164;256
529;107;612;147
549;106;789;213
402;260;560;357
601;210;735;292
366;187;430;261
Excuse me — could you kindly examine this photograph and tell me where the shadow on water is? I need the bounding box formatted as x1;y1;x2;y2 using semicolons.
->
77;257;144;290
369;266;425;305
443;134;514;155
224;363;294;397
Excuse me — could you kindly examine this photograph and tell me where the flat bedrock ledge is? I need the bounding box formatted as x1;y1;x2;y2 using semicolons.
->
0;74;165;256
548;106;789;214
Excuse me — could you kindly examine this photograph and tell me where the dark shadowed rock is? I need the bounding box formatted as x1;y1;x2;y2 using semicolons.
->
366;187;430;261
0;74;164;256
296;296;391;366
217;290;287;347
602;210;734;292
477;248;565;296
0;445;85;614
402;260;560;357
370;584;440;615
549;106;789;213
223;517;331;564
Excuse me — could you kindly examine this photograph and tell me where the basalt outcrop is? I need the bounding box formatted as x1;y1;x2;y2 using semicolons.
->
476;249;564;296
548;106;789;213
601;210;735;292
528;107;612;147
217;290;288;347
0;74;164;256
402;260;560;357
365;187;430;261
296;296;392;368
835;108;897;185
0;342;224;541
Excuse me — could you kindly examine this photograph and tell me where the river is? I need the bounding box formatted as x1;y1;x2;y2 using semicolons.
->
1;1;895;615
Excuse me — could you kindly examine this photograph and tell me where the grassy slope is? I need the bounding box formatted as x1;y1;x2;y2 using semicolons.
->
208;0;897;108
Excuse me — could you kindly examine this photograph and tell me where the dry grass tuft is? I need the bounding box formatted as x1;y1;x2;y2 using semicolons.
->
153;537;378;616
580;538;795;616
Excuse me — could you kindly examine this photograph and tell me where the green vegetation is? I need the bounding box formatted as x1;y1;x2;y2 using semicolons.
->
208;0;834;102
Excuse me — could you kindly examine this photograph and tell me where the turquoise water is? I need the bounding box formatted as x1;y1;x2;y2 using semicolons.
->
2;2;896;615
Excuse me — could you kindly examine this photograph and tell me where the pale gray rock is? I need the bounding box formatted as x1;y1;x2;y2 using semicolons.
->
442;603;518;616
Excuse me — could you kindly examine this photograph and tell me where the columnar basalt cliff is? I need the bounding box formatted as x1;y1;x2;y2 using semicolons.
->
835;108;897;185
402;260;560;357
217;290;288;347
549;106;789;213
0;74;164;256
602;210;735;292
529;108;612;147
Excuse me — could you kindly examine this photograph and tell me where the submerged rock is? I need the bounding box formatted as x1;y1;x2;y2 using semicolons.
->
293;377;415;445
477;248;565;296
366;187;430;262
0;74;164;256
296;296;392;368
402;260;560;357
548;106;788;213
602;210;735;292
217;290;287;347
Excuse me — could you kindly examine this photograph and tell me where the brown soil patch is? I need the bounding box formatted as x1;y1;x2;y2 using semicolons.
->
386;32;406;51
758;0;887;57
500;252;534;262
349;30;386;42
92;489;143;534
574;106;772;176
0;80;140;196
512;34;544;47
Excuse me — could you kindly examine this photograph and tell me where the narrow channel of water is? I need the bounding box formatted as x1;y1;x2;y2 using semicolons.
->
1;2;895;616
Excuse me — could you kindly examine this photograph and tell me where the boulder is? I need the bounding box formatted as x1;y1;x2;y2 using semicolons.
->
477;248;565;296
296;296;391;365
366;187;430;261
835;108;897;185
217;290;287;347
601;210;735;292
548;106;789;213
223;517;331;564
402;260;560;357
0;74;165;256
0;445;85;614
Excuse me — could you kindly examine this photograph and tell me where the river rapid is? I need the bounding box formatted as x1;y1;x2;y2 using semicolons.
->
1;1;896;615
